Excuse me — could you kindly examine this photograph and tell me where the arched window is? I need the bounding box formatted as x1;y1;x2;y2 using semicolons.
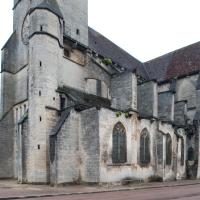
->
112;122;127;164
166;134;172;165
140;128;150;166
181;138;184;166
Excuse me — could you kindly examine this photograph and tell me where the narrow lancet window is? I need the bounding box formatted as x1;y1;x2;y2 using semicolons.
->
112;122;127;164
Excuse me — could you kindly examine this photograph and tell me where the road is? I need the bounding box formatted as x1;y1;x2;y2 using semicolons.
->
25;184;200;200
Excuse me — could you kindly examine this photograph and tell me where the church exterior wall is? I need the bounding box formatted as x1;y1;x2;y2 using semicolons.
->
158;123;176;181
0;0;198;186
51;109;80;184
0;72;15;115
58;56;87;91
176;135;186;179
57;0;88;45
138;81;158;118
15;66;28;104
0;110;14;178
175;75;198;109
99;108;157;183
111;72;137;111
80;108;100;183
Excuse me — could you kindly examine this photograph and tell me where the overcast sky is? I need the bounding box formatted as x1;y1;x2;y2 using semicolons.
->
1;0;200;62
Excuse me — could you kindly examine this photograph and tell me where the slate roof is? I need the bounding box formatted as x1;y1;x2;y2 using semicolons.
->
89;28;200;83
144;42;200;82
88;27;148;79
30;0;63;19
57;86;111;110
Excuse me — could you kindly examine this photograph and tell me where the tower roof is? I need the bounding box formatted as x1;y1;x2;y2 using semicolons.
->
30;0;63;19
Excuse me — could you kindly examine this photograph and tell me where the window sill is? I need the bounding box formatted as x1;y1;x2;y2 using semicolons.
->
107;163;132;167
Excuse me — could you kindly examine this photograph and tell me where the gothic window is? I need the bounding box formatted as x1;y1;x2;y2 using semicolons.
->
181;138;184;166
112;122;127;164
188;147;194;161
140;128;150;166
166;134;172;165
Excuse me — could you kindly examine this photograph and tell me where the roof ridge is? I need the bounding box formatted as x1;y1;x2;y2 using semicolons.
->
145;41;200;64
88;27;142;64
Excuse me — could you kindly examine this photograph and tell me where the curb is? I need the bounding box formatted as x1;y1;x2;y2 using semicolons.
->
1;181;200;199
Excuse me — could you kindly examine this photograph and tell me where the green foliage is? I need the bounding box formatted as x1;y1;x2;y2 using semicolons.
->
116;111;132;118
116;112;122;117
125;112;130;118
102;58;112;65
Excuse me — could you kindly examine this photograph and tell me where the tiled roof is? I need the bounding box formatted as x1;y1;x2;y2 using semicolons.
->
89;27;148;79
144;42;200;82
144;52;174;82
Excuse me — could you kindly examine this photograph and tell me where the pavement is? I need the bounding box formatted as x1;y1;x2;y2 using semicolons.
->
0;179;200;199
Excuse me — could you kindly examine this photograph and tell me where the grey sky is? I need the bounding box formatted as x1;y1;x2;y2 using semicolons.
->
1;0;200;62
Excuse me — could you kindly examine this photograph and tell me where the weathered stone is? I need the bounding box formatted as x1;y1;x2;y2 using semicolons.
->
0;0;198;185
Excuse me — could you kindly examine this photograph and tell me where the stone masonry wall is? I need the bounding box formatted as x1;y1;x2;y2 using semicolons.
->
158;92;174;122
99;108;157;183
80;108;100;183
174;101;187;126
158;122;177;181
0;110;14;178
138;81;158;118
55;110;80;184
111;72;137;111
57;0;88;46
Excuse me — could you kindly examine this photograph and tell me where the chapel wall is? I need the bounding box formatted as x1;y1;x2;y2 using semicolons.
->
98;108;158;183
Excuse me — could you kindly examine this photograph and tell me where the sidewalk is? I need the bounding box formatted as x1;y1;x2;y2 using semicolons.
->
0;179;200;199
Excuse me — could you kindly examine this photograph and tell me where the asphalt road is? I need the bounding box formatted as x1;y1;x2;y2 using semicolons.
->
25;184;200;200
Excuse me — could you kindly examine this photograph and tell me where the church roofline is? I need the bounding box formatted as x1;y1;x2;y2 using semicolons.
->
157;70;200;85
13;0;22;10
1;31;16;50
145;41;200;64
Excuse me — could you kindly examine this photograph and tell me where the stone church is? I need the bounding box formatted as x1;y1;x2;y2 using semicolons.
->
0;0;200;185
